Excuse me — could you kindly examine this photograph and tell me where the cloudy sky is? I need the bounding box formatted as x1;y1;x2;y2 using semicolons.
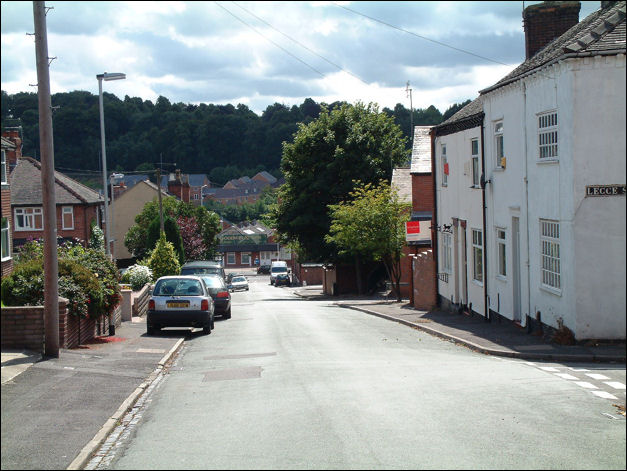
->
1;1;600;115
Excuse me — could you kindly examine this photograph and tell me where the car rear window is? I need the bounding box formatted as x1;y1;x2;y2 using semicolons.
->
154;279;204;296
181;267;222;276
201;276;225;289
271;267;288;274
232;277;246;282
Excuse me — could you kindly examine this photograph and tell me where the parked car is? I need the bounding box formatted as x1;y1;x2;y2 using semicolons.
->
198;274;232;319
229;275;249;292
274;273;291;287
257;264;271;274
180;260;226;281
147;276;214;335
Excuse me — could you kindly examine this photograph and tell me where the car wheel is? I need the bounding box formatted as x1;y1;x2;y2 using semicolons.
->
211;316;215;330
203;323;211;335
224;307;231;319
147;324;158;335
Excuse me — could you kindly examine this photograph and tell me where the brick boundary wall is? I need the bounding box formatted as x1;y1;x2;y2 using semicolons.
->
412;249;437;311
1;297;122;352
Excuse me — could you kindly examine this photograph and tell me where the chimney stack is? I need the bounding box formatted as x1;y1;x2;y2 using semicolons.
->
523;1;581;60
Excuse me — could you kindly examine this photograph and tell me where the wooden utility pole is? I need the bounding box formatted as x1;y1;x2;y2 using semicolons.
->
156;167;164;234
33;0;59;357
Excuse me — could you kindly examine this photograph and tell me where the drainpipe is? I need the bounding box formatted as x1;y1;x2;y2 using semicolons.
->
523;81;531;328
430;128;439;309
480;118;490;322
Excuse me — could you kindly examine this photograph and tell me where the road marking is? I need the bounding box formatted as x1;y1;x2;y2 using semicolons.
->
592;390;618;400
586;373;610;380
136;348;166;354
603;381;626;390
574;381;598;389
539;367;560;372
554;373;579;380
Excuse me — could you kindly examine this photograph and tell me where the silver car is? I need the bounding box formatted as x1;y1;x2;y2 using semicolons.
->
229;275;249;292
147;276;215;335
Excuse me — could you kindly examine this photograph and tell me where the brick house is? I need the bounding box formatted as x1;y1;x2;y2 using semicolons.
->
10;157;104;249
1;134;17;277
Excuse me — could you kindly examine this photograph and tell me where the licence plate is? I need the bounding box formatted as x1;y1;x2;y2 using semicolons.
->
167;301;189;308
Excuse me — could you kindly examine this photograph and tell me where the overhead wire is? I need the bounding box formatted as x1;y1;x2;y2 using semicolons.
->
231;1;370;85
331;1;512;68
214;1;327;78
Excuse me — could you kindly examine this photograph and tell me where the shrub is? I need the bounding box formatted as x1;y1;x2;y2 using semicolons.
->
146;216;185;266
121;264;153;291
89;222;105;251
3;238;120;318
148;235;181;280
1;257;103;318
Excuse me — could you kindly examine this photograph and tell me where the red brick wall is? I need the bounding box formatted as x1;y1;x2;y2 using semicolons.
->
411;174;434;213
1;298;120;352
11;204;99;247
412;248;437;311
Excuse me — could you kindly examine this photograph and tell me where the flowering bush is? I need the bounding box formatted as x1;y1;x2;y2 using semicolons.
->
121;264;153;291
89;223;105;251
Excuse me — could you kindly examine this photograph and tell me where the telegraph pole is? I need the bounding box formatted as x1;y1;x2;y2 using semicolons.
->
406;81;414;153
33;0;59;357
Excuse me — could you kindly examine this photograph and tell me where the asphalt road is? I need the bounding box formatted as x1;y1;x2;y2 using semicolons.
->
100;275;626;469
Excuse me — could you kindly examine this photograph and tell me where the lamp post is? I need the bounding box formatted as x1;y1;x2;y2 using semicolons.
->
109;172;124;257
97;72;126;257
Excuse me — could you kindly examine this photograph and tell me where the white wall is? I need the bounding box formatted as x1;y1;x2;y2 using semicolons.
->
482;54;626;339
435;127;485;316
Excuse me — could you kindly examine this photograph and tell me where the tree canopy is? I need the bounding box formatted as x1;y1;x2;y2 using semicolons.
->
1;90;468;187
326;180;411;300
274;102;408;262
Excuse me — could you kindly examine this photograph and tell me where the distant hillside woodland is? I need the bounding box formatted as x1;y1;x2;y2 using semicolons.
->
0;90;469;186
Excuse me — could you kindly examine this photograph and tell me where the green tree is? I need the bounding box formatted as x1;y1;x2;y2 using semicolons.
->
274;102;408;262
326;180;411;300
146;215;185;265
148;234;181;280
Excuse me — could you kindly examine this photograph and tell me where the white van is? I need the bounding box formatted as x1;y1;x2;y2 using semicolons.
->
270;261;288;285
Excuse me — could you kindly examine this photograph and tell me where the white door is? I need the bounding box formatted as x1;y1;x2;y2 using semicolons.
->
512;217;522;322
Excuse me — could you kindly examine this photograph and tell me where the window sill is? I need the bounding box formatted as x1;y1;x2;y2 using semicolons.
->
493;167;504;172
1;256;12;262
495;275;507;283
540;284;562;297
14;228;44;232
472;279;484;287
470;185;481;189
536;159;559;165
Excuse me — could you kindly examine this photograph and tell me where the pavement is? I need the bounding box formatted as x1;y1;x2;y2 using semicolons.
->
1;281;625;470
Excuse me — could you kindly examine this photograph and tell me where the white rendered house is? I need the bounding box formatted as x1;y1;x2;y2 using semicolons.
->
433;1;626;340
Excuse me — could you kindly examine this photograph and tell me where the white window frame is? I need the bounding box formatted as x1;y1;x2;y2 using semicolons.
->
472;229;483;284
14;207;43;231
538;111;558;161
1;216;11;261
471;138;480;187
62;206;74;230
226;252;236;265
241;252;251;265
540;219;561;292
441;232;452;273
1;149;7;185
441;144;448;186
496;227;507;278
494;120;504;169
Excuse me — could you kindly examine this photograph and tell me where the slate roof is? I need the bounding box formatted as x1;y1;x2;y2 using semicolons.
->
11;157;103;205
252;171;277;184
481;1;626;94
410;126;433;174
433;97;484;137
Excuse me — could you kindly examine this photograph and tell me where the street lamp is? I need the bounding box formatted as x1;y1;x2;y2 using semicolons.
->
109;172;124;257
97;72;126;258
